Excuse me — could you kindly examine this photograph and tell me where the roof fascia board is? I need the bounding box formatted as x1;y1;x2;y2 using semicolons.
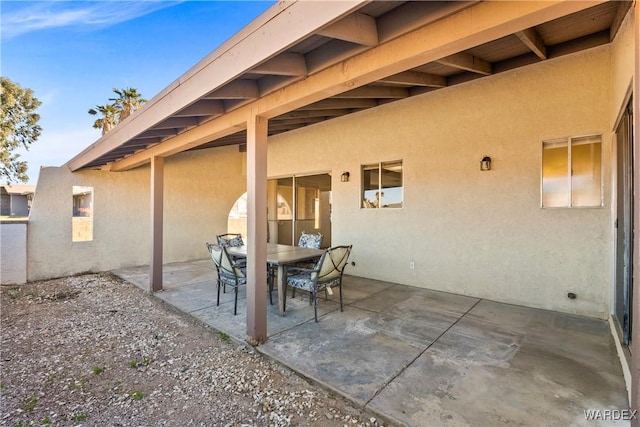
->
110;0;605;172
65;0;371;172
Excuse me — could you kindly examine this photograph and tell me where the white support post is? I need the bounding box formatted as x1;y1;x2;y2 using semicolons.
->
246;114;268;345
150;156;164;293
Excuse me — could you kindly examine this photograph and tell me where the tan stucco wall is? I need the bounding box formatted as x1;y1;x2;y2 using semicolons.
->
268;45;613;318
27;146;246;281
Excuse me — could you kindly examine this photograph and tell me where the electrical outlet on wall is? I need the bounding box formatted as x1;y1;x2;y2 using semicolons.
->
409;261;415;269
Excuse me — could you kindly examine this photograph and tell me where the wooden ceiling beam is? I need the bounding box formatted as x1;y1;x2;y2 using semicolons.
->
251;53;307;76
212;136;246;145
135;129;178;139
378;71;446;88
492;52;541;75
269;117;326;126
317;12;378;46
258;75;306;97
377;1;478;43
610;0;633;41
153;117;199;129
408;86;440;97
174;100;225;117
299;98;378;110
222;98;255;113
204;80;259;100
436;52;492;75
547;30;610;59
332;86;409;99
515;28;547;60
305;40;369;75
275;109;352;119
123;140;162;147
268;122;317;132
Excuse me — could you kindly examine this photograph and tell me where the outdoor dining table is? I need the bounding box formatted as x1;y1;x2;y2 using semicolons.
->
227;243;325;315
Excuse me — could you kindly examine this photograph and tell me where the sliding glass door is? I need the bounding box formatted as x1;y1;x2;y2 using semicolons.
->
268;173;331;247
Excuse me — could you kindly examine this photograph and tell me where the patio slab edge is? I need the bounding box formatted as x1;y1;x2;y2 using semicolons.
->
253;345;403;427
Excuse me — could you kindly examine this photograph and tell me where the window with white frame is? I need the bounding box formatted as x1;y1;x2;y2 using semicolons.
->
541;135;602;208
362;160;403;209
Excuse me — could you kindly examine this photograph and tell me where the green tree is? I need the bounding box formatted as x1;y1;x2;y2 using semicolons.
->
110;87;147;122
0;77;42;183
88;103;119;135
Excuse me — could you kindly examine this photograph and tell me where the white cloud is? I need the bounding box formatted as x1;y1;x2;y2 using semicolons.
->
2;1;185;39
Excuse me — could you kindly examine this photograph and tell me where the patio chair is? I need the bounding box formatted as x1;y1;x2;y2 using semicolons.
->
216;233;246;291
218;232;274;306
216;233;244;248
206;242;246;315
284;245;352;322
291;231;323;299
298;231;322;249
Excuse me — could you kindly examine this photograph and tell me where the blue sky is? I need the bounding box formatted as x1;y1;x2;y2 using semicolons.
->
1;0;274;185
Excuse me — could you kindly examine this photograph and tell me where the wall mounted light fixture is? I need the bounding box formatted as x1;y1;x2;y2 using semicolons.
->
480;156;492;171
341;171;350;182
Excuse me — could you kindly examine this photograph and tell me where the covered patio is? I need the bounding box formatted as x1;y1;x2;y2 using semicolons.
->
113;260;628;426
24;0;639;421
57;0;639;343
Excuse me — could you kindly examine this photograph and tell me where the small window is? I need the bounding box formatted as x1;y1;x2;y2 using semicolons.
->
72;186;93;241
362;160;403;209
542;135;602;208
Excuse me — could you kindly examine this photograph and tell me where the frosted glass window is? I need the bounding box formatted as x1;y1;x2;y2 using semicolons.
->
542;135;602;208
571;136;602;207
542;140;569;207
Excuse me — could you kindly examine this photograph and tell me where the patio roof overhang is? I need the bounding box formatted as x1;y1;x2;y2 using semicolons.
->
64;0;630;173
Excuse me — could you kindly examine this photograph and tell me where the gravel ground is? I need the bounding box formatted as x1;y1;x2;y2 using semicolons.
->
0;274;388;427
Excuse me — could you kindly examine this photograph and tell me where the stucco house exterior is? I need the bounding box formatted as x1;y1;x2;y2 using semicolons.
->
14;0;639;417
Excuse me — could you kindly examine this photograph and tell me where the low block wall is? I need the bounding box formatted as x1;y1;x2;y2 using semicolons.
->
1;221;28;284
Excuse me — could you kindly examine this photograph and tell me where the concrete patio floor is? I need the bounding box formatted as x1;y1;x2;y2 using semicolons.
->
112;260;629;426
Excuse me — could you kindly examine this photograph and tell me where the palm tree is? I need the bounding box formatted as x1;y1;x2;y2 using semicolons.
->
88;88;146;135
88;104;119;135
110;87;147;122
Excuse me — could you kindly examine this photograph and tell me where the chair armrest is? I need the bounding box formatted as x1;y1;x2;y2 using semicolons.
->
286;266;315;275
